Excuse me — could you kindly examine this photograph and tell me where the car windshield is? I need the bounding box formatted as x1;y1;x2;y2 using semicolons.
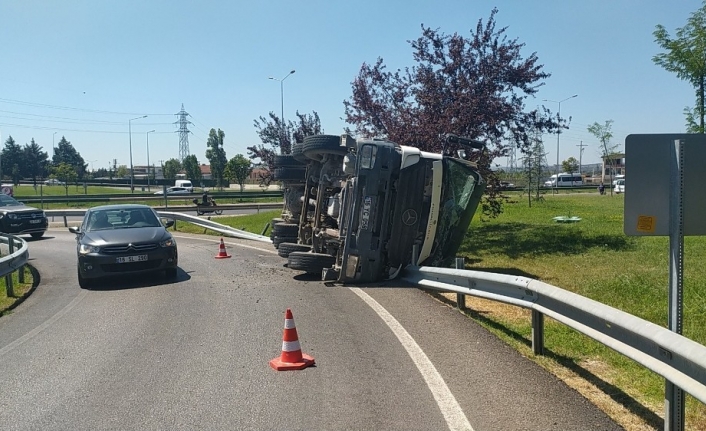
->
0;194;22;207
85;208;161;231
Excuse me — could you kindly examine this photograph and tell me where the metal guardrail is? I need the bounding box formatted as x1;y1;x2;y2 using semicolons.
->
0;234;30;297
22;191;283;205
401;264;706;406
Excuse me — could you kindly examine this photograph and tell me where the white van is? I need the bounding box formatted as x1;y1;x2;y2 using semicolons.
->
544;173;583;187
174;180;193;192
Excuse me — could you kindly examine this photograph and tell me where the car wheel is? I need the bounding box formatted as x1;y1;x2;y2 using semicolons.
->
277;242;312;258
77;268;92;289
287;252;335;274
302;135;347;160
214;209;223;215
165;267;178;279
30;232;44;239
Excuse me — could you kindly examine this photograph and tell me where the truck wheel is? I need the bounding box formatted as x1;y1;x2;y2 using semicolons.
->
277;242;312;258
287;252;335;274
273;166;306;181
292;141;308;163
273;223;298;237
273;154;305;167
303;135;347;160
273;235;298;248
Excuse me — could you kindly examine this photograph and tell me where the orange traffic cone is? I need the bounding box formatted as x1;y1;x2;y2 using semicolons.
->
215;238;231;259
269;308;315;371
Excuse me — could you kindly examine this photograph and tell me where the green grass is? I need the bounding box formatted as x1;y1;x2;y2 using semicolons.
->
0;267;34;316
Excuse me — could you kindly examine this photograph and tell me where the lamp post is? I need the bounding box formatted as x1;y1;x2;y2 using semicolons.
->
52;132;57;159
268;69;295;126
129;115;147;193
543;94;577;192
146;130;155;192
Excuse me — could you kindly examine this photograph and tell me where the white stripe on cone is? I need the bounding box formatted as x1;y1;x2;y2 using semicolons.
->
284;319;295;329
282;340;301;352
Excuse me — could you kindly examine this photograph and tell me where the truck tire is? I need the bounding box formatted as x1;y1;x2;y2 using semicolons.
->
303;135;347;160
273;154;304;167
273;166;306;181
277;242;312;258
273;223;298;237
273;235;298;248
292;141;308;163
287;252;335;274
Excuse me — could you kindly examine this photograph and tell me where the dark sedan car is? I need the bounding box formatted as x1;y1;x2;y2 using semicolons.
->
0;193;48;238
69;204;178;288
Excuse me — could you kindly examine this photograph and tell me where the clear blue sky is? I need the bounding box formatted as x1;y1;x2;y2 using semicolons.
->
0;0;700;172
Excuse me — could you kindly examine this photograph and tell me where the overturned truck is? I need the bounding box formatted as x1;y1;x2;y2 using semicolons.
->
271;134;486;284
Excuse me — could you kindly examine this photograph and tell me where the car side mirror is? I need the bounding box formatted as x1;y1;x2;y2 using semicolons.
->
164;220;175;228
68;226;80;234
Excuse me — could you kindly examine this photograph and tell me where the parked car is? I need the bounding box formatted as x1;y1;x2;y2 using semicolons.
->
615;178;625;194
44;178;65;186
0;193;48;238
154;186;191;195
500;181;515;189
68;204;178;288
544;173;583;187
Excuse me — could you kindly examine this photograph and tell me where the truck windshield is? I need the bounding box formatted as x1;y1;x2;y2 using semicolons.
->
422;158;485;266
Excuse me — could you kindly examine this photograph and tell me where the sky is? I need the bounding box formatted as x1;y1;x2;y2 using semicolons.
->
0;0;701;173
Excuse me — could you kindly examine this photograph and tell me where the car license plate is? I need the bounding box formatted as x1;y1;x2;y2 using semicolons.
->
116;255;148;263
29;219;41;224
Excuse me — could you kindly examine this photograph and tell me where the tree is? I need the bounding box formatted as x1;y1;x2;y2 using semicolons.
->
205;129;228;189
162;159;181;181
344;9;562;217
23;139;50;185
1;136;23;183
248;110;323;185
224;154;253;193
182;155;202;185
587;120;620;195
53;136;87;179
52;163;78;197
562;157;579;175
116;165;129;178
653;1;706;133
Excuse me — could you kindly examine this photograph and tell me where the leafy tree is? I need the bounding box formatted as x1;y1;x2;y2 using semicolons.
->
343;9;561;217
562;157;579;175
224;154;253;193
248;110;323;185
23;138;50;184
162;159;181;181
1;136;23;182
52;163;78;196
53;136;88;179
653;1;706;133
181;155;202;185
205;129;227;189
587;120;620;195
116;165;129;178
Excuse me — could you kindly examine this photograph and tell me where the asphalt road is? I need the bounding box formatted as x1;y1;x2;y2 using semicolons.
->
0;228;623;431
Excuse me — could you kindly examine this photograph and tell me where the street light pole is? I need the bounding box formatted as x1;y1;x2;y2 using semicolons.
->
146;130;155;192
52;132;57;159
543;94;577;192
269;69;295;131
129;115;147;193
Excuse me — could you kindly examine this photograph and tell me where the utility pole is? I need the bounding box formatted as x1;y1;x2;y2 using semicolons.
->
577;141;588;177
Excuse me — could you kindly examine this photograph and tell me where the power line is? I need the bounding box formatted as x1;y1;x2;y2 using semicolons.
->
0;97;172;116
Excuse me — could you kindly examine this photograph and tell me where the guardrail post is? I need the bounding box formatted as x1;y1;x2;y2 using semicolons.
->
455;257;466;311
63;215;68;227
5;239;13;297
532;309;544;355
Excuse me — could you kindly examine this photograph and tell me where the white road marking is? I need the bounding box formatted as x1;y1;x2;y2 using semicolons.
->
350;288;474;431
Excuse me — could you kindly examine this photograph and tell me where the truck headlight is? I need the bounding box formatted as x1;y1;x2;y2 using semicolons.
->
360;144;377;169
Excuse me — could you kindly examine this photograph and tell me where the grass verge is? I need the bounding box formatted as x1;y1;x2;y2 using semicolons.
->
0;266;36;316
